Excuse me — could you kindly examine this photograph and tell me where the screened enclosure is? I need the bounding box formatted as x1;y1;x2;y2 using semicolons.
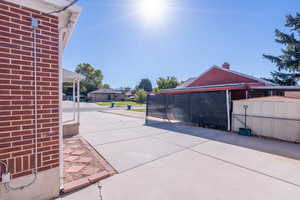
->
146;91;231;130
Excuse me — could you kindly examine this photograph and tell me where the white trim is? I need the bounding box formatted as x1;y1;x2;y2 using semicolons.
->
77;79;80;124
58;28;67;191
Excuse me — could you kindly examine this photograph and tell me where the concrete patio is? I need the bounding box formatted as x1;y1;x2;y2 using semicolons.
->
60;102;300;200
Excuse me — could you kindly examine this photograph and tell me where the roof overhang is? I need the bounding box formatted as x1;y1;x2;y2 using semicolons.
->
7;0;82;49
153;83;248;95
63;68;85;82
250;86;300;91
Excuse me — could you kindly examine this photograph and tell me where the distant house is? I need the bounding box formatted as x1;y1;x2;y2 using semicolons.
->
177;77;197;88
158;62;300;99
88;88;125;101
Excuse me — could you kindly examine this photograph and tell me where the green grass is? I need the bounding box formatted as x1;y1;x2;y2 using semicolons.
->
96;101;144;107
129;108;146;112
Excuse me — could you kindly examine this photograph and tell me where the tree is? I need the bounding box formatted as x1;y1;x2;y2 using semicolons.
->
157;76;179;90
63;82;73;95
135;89;147;103
153;88;160;92
75;63;104;96
263;71;300;86
102;83;110;89
263;13;300;85
137;78;152;92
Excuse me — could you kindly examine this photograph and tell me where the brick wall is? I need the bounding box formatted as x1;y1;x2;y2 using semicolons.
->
0;0;60;180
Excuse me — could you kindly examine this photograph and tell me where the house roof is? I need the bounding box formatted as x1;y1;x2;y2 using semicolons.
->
187;66;276;87
7;0;81;49
88;88;122;95
177;77;197;88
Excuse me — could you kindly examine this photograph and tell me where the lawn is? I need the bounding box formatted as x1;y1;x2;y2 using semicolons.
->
96;101;145;107
129;108;146;112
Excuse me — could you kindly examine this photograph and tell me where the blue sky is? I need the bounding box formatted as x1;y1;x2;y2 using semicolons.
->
63;0;300;88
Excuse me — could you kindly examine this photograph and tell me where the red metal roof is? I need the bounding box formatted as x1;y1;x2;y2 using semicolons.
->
188;66;269;87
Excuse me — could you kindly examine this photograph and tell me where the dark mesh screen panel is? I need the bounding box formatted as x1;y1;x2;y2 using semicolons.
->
147;91;228;129
147;94;167;119
189;91;228;128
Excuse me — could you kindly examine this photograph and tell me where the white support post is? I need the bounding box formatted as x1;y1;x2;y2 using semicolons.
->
226;90;231;131
77;78;80;124
58;28;66;191
72;80;75;121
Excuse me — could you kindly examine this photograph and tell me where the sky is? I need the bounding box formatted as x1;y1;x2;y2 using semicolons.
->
63;0;300;89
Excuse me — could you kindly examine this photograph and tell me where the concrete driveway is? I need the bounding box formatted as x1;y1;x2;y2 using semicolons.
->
60;103;300;200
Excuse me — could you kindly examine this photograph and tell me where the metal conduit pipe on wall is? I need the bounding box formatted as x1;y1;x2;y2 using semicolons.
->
4;18;40;191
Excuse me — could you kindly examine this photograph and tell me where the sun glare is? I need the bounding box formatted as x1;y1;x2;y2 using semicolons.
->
137;0;169;23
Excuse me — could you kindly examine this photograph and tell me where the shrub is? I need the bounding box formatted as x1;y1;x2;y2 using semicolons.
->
135;89;147;103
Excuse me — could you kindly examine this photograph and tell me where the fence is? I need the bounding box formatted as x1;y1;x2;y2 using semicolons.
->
146;91;231;130
232;96;300;143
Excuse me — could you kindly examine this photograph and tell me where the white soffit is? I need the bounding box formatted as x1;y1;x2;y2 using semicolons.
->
6;0;82;49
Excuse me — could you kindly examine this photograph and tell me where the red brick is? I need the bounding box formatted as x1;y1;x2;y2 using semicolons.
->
0;34;10;41
0;20;20;29
0;31;20;39
1;1;20;8
10;7;31;16
0;0;59;180
0;47;9;53
8;158;15;173
15;157;22;172
23;156;29;170
0;42;20;49
0;142;10;149
0;111;11;116
0;153;10;159
0;105;21;111
0;9;20;18
0;146;21;154
0;3;9;10
0;57;9;63
12;149;32;157
12;170;32;179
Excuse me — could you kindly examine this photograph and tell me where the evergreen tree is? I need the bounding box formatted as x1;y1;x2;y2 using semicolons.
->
263;71;300;86
137;78;153;92
263;13;300;85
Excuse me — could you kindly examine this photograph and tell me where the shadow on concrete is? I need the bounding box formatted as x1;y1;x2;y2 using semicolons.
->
145;119;300;161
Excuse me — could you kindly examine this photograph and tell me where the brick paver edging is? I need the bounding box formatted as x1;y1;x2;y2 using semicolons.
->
63;136;116;194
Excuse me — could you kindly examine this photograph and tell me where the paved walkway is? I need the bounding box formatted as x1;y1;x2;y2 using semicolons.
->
59;103;300;200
